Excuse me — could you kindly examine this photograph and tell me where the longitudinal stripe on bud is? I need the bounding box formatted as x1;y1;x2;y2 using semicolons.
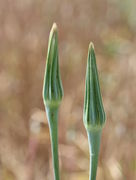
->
43;23;63;108
83;42;106;131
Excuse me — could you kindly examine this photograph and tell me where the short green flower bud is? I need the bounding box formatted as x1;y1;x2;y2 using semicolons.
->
43;23;63;108
83;42;106;131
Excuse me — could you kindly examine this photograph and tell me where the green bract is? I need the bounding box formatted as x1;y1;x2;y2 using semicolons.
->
83;42;106;131
43;23;63;108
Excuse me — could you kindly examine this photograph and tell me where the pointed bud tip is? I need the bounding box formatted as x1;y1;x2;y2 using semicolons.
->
49;23;58;40
51;23;57;32
89;42;95;51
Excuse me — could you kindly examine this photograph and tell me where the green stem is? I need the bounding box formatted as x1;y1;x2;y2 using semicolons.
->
87;130;101;180
46;107;60;180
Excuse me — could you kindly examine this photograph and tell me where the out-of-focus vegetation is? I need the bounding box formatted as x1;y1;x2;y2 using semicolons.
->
0;0;136;180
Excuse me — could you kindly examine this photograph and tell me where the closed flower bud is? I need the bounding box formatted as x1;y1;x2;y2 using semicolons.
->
43;23;63;108
83;42;106;131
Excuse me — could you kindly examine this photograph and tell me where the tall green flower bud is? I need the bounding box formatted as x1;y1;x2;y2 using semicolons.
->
43;23;63;108
43;23;63;180
83;43;106;180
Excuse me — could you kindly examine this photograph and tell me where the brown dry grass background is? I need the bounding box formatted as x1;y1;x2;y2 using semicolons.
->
0;0;136;180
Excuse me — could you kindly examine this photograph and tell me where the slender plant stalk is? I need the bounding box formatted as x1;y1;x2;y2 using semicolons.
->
46;107;59;180
83;43;106;180
88;131;101;180
43;23;63;180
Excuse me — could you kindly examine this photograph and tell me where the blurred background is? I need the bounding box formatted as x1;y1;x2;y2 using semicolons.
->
0;0;136;179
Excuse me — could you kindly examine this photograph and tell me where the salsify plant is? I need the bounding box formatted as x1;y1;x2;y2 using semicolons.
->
83;43;106;180
42;23;106;180
43;23;63;180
